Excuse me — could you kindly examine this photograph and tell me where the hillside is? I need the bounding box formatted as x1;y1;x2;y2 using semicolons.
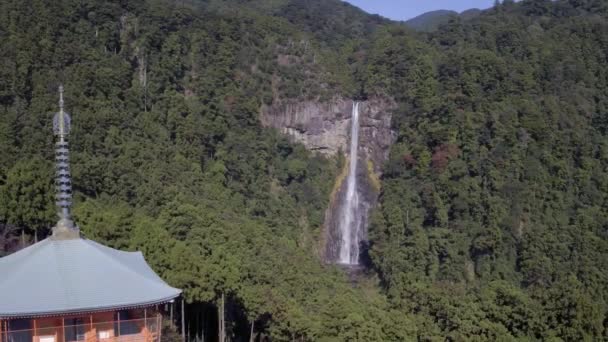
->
1;0;608;340
207;0;391;46
405;9;457;31
405;8;483;32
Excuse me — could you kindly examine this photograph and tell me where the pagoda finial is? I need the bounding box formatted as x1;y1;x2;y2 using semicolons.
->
51;84;79;240
59;85;64;112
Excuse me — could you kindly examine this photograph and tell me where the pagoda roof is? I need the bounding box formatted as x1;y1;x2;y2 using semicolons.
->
0;237;181;319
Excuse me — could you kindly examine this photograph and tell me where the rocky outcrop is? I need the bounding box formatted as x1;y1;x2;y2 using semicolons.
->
260;96;397;263
260;97;352;155
357;97;398;175
260;96;396;170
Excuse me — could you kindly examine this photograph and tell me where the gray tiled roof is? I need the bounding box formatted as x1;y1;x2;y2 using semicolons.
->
0;238;181;318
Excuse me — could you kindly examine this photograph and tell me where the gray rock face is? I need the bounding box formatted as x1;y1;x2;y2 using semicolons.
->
357;97;398;175
260;96;397;263
260;97;352;155
260;96;395;168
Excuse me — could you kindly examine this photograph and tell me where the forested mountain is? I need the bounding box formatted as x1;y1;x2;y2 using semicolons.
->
405;10;458;31
207;0;390;46
1;0;607;341
405;9;482;32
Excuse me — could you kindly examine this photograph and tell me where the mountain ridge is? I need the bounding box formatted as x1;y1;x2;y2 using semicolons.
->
405;8;483;31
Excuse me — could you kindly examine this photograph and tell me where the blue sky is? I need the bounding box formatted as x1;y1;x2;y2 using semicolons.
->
343;0;497;21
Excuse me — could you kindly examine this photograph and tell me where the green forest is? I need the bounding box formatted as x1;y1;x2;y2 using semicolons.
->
1;0;607;340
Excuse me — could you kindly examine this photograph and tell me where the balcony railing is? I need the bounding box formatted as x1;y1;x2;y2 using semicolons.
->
1;317;161;342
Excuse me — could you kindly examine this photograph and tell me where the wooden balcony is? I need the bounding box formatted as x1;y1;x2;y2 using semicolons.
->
1;314;162;342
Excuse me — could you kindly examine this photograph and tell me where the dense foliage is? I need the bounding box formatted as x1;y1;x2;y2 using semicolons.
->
1;0;607;340
366;0;608;340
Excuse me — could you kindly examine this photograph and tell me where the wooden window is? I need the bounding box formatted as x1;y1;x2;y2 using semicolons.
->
64;318;86;342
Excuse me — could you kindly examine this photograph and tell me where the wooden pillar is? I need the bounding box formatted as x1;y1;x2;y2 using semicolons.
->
89;315;93;340
61;317;65;342
117;312;120;337
181;298;185;342
33;318;37;342
157;314;162;342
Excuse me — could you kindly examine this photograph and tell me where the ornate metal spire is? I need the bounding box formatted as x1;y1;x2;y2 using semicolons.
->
52;85;79;239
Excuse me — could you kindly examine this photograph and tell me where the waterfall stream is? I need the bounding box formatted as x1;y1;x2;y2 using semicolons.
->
338;102;361;265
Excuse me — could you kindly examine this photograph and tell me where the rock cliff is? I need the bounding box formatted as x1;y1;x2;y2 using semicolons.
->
260;96;395;169
260;96;397;263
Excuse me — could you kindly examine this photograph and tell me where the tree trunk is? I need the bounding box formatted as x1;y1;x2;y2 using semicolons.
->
249;320;255;342
203;304;207;342
200;303;205;342
181;298;186;342
218;293;225;342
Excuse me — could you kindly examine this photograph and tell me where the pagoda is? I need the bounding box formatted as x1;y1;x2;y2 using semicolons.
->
0;86;181;342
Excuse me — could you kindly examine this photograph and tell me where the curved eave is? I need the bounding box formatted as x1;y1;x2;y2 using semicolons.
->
0;292;181;320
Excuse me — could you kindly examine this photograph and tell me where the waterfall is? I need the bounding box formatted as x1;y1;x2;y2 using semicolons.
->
338;102;361;265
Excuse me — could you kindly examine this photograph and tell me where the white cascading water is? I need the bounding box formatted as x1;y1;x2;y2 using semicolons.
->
338;101;361;265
